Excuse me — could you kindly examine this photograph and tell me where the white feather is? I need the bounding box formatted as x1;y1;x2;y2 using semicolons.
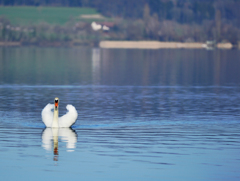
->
41;103;78;128
41;104;54;127
59;104;78;127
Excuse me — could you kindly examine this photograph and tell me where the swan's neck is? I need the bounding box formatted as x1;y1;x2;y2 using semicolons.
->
52;107;59;128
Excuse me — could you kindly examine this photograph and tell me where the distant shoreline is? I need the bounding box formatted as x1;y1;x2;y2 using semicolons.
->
0;41;236;49
99;41;234;49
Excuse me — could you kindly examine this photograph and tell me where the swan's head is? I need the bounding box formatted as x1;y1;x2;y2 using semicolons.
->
54;97;59;108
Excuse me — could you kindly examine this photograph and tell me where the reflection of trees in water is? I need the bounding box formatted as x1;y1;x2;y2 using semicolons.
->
92;48;101;85
100;49;240;86
0;48;240;86
0;48;92;85
42;128;77;161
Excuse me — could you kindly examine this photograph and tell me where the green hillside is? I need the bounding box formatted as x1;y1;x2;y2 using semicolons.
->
0;6;98;25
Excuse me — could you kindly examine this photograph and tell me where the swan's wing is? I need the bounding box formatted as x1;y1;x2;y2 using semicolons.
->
41;128;53;151
59;104;78;128
59;128;77;150
41;104;54;127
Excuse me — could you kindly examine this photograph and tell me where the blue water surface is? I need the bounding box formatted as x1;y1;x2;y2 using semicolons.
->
0;48;240;181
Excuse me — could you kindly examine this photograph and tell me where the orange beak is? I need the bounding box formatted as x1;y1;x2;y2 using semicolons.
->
55;102;58;107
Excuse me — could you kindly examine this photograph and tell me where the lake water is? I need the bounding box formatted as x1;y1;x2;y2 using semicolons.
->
0;47;240;180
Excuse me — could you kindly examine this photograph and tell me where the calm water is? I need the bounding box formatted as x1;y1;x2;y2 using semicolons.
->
0;47;240;180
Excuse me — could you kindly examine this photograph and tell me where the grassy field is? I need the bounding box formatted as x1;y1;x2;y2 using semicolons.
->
0;6;99;25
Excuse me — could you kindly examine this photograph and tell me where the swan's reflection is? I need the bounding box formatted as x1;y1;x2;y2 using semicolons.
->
42;128;77;161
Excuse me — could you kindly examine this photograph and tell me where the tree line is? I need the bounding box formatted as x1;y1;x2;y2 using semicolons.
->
0;0;239;45
1;0;239;24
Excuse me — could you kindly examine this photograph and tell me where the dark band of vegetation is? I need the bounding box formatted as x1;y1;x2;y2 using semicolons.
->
0;0;239;46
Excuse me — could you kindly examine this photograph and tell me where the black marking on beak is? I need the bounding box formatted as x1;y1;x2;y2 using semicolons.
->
55;99;58;110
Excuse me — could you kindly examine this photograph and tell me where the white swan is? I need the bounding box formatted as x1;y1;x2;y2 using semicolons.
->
42;97;78;128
